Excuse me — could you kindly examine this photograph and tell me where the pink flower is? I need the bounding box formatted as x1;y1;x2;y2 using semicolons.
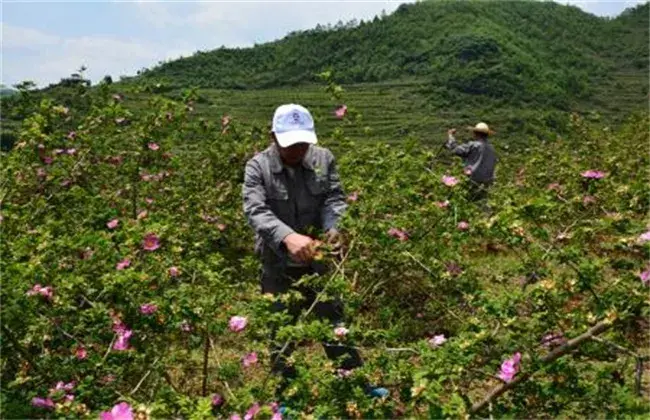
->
31;397;55;410
337;368;354;378
347;191;359;202
113;329;132;351
583;195;597;205
64;394;74;403
169;266;180;277
242;352;258;368
107;219;119;229
217;223;227;232
42;156;53;165
581;170;606;179
140;303;158;315
212;393;224;407
442;175;459;187
229;316;248;332
67;131;77;140
428;334;447;348
75;346;87;360
334;105;348;119
387;227;409;242
27;284;53;300
244;403;261;420
142;233;160;251
180;320;192;332
498;352;521;383
435;200;450;209
334;326;349;338
65;148;77;155
116;259;130;270
457;221;470;231
231;415;242;420
100;402;133;420
271;413;282;420
145;197;154;205
55;381;76;392
639;269;650;286
147;142;160;151
638;231;650;243
137;210;148;220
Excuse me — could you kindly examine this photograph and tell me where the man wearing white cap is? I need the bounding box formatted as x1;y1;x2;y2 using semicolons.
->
446;122;498;201
243;104;388;400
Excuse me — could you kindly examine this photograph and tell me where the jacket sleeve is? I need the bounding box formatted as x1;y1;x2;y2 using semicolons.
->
243;159;295;256
321;151;348;232
445;134;474;158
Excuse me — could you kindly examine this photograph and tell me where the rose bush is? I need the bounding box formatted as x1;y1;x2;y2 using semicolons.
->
1;78;648;418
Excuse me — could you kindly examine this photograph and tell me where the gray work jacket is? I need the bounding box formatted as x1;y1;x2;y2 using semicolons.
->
242;144;347;272
446;135;497;184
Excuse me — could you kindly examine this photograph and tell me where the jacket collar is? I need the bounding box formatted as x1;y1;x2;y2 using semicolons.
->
269;143;315;173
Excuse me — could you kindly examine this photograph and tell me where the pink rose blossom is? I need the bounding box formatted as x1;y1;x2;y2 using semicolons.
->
244;403;261;420
100;402;133;420
113;329;132;351
435;200;450;209
140;303;158;315
31;397;55;410
116;259;130;270
27;284;53;300
145;197;154;205
75;346;87;360
229;316;248;332
639;269;650;286
442;175;459;187
64;394;74;403
387;227;409;242
148;142;160;151
242;352;258;368
67;131;77;140
142;233;160;251
212;393;224;407
498;352;521;383
169;266;180;277
457;221;470;231
428;334;447;348
107;219;119;229
638;231;650;243
583;195;597;205
54;381;76;392
334;326;349;338
581;170;606;179
231;415;242;420
65;148;77;155
334;105;348;119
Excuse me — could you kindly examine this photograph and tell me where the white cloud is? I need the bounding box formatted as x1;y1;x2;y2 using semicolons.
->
1;24;194;87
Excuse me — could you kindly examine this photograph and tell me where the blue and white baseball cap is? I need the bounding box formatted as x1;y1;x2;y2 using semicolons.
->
271;104;318;148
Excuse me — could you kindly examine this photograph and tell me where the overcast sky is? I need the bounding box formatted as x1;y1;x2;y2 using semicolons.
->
2;0;647;87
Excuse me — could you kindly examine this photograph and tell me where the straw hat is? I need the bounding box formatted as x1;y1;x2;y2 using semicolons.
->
467;122;495;135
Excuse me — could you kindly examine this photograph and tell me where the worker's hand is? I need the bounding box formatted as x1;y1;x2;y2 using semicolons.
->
283;233;319;264
448;128;457;136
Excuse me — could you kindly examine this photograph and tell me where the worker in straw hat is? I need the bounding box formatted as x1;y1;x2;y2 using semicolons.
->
445;122;498;202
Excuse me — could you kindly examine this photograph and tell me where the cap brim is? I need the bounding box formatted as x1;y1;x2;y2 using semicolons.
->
275;130;317;148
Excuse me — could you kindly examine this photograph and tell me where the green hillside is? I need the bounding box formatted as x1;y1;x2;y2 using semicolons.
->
138;0;649;109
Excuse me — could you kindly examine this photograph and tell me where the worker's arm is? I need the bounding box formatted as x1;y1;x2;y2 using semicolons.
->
242;159;295;256
321;150;348;233
445;129;473;158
